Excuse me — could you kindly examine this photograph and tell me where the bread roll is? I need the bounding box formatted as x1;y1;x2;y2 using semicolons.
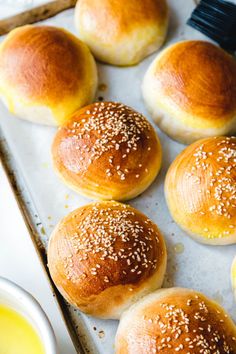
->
52;101;162;201
142;40;236;144
165;136;236;245
74;0;168;66
115;287;236;353
47;201;167;319
0;25;97;125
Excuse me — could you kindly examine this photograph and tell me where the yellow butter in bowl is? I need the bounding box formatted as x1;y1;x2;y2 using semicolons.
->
0;304;45;354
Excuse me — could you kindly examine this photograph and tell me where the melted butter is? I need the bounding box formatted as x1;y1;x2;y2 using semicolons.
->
0;305;45;354
173;242;185;254
98;83;107;91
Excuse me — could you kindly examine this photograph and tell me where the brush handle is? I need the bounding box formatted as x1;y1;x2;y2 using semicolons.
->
0;0;77;36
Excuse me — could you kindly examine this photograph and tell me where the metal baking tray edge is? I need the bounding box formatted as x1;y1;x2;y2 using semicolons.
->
0;128;84;354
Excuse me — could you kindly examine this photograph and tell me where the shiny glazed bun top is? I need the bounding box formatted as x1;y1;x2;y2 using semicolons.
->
48;201;167;319
0;25;97;125
142;40;236;143
115;287;236;353
165;136;236;245
52;101;162;201
75;0;168;65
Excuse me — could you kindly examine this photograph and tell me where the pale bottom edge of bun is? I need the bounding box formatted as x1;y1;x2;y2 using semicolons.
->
92;35;166;66
172;220;236;246
75;25;168;66
54;159;162;202
164;187;236;245
52;254;167;320
142;93;236;145
0;93;57;126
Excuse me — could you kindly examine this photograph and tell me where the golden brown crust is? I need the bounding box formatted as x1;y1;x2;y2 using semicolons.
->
75;0;168;65
52;102;162;201
77;0;167;42
152;41;236;123
165;136;236;244
115;288;236;353
0;25;97;125
48;201;166;318
0;26;82;103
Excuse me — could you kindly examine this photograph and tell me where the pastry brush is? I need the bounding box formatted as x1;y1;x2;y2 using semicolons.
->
187;0;236;51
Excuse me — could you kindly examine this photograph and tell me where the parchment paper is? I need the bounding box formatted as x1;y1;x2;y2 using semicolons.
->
1;1;235;353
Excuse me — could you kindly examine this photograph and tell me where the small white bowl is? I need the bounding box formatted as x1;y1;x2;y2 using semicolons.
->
0;277;57;354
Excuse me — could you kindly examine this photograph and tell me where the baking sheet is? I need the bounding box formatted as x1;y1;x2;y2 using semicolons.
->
1;1;236;353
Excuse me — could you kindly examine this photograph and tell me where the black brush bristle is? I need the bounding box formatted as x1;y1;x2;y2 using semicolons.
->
187;0;236;51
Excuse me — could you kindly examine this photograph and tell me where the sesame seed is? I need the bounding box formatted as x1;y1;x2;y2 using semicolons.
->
64;102;152;182
143;294;235;352
184;137;236;237
61;202;161;285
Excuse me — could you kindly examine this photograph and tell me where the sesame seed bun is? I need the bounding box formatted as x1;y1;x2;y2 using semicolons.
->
0;25;97;126
74;0;168;66
115;287;236;353
165;136;236;245
142;41;236;144
47;201;167;319
52;101;162;201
